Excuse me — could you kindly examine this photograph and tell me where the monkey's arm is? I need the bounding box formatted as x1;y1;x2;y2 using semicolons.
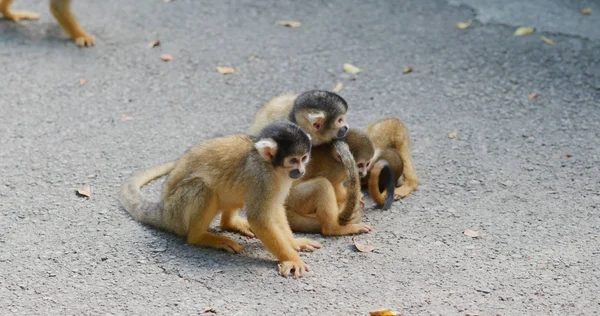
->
0;0;40;21
49;0;94;47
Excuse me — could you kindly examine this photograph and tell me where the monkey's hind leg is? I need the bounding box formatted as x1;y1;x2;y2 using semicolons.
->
49;0;94;47
0;0;40;22
187;202;244;254
220;209;255;238
394;137;418;199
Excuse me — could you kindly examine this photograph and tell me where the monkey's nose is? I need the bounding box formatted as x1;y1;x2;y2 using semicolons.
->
337;126;348;138
289;169;304;179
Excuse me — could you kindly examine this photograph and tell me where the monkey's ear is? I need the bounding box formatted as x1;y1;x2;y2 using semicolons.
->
306;112;326;131
255;138;278;162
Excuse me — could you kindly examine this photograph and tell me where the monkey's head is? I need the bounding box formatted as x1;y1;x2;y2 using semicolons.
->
343;128;375;178
290;90;349;146
255;122;312;180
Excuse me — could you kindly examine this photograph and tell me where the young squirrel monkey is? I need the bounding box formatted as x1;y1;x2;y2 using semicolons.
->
119;122;320;278
365;117;418;200
0;0;94;47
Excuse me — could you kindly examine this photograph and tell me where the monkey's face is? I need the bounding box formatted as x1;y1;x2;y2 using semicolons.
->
356;159;372;178
283;153;310;179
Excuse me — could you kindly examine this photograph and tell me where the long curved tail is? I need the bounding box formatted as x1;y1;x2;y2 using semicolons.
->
334;140;362;225
119;162;176;230
368;160;395;210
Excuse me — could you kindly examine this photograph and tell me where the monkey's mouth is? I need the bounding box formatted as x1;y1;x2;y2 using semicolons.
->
289;169;304;179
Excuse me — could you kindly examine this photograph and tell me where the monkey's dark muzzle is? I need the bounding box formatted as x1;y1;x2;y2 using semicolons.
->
289;169;304;179
337;126;349;138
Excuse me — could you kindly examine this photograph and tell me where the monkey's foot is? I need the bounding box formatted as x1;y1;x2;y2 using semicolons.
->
1;10;40;22
220;216;255;238
323;222;372;236
278;260;309;278
394;183;416;200
73;32;95;47
292;238;322;252
188;233;244;254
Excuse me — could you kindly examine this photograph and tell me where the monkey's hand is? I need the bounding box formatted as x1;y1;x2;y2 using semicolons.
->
359;192;365;207
1;9;40;22
394;183;416;200
278;260;309;278
74;33;95;47
292;238;322;252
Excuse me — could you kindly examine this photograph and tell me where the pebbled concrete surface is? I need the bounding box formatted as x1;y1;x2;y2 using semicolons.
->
1;0;599;315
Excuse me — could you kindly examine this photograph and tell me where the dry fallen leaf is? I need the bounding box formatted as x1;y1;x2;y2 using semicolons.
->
149;40;160;48
161;0;173;3
465;313;480;316
332;82;344;93
369;308;401;316
463;229;481;238
122;114;134;121
448;131;458;139
216;66;235;74
581;8;592;15
76;185;93;200
79;78;87;86
343;63;362;74
160;54;174;61
456;20;472;29
402;66;413;74
248;55;256;61
275;20;301;28
352;237;377;252
514;27;534;36
541;36;554;46
202;307;217;313
528;93;540;100
566;153;573;158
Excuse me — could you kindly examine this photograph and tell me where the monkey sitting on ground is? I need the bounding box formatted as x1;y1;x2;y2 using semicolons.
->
285;128;376;235
0;0;94;47
365;117;418;200
119;122;321;278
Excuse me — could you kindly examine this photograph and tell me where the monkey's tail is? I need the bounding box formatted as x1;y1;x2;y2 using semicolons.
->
119;162;176;230
368;160;395;210
334;140;362;225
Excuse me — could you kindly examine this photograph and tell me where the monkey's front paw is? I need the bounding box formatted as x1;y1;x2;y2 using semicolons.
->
292;238;322;252
394;184;415;200
278;260;309;278
1;10;40;22
74;33;95;47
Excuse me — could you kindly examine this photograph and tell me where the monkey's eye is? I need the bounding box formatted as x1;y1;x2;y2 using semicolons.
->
366;162;371;167
358;163;364;168
290;158;299;164
301;155;308;162
338;117;344;123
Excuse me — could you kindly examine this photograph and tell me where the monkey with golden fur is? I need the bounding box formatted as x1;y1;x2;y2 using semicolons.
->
0;0;94;47
365;117;418;200
119;122;321;278
285;128;376;235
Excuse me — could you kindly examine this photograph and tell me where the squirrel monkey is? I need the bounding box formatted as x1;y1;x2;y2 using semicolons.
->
119;122;321;278
365;117;418;200
0;0;94;47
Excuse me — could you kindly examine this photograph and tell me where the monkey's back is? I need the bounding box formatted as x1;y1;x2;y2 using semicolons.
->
247;93;298;135
365;117;408;149
302;143;346;185
378;148;403;184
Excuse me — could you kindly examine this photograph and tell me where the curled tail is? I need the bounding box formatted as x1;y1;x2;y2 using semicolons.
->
119;162;176;230
368;160;395;210
334;140;362;225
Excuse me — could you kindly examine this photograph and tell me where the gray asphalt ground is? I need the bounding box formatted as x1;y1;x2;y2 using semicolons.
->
1;0;599;315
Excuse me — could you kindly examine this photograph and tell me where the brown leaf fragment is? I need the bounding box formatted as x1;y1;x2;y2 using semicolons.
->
149;40;160;48
332;81;344;93
275;20;301;28
203;307;217;313
369;308;401;316
121;114;134;121
79;78;87;86
566;153;573;158
541;36;554;46
581;8;592;15
160;54;174;61
463;229;481;238
528;93;540;99
161;0;173;3
216;66;235;74
76;185;93;199
514;27;534;36
456;20;472;29
352;237;377;252
248;55;256;61
402;66;413;74
465;313;480;316
447;131;458;139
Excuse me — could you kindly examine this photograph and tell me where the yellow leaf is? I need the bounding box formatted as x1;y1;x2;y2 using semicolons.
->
541;36;554;46
369;308;401;316
514;27;534;36
160;54;174;61
216;66;235;74
456;20;472;29
581;8;592;15
448;131;458;139
463;229;481;238
402;66;413;74
352;237;377;252
76;185;93;200
343;63;362;74
332;82;344;93
275;20;301;28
